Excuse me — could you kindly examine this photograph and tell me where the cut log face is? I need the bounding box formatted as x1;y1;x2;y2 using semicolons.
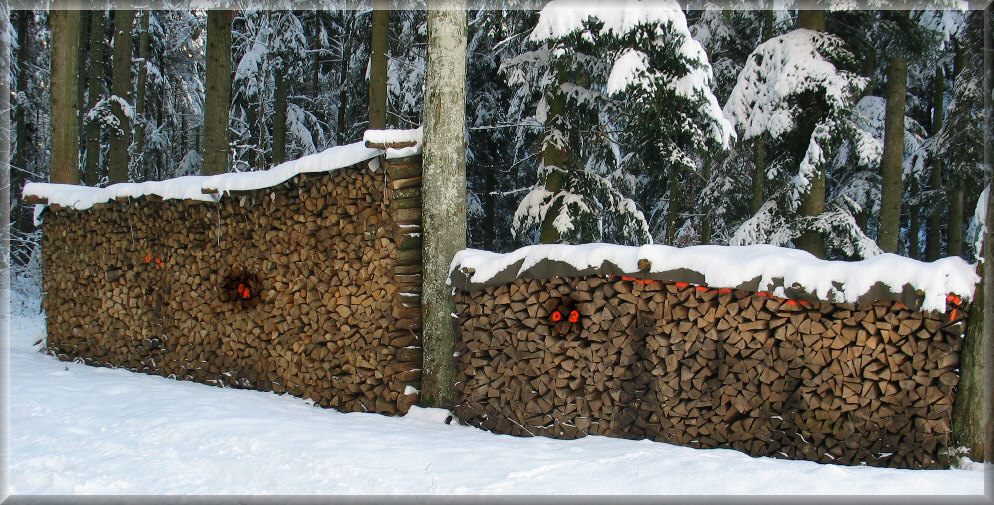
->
453;275;963;469
40;156;423;415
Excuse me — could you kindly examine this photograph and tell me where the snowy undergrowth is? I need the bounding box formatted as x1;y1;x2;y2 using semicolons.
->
7;311;984;495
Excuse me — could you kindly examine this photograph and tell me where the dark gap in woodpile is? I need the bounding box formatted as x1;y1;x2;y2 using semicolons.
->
453;275;965;469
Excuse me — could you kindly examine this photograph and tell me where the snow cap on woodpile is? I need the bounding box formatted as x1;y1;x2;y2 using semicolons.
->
449;243;979;313
23;127;423;220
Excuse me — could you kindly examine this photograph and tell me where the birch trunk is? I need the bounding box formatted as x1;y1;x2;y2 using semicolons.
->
421;1;466;409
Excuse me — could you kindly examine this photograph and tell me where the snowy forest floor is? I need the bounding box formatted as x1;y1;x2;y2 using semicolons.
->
5;307;987;496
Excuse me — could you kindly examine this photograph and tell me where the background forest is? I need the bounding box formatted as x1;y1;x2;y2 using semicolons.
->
8;4;991;287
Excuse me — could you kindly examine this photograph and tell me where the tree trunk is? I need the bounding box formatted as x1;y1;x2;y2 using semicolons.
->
421;0;466;409
107;9;134;183
878;19;909;254
794;10;826;258
949;186;965;258
272;65;288;166
83;10;106;186
49;8;82;185
984;1;993;464
750;11;773;216
926;68;945;261
666;171;679;245
133;11;150;180
2;4;11;282
368;2;389;130
77;10;89;161
12;10;29;176
336;12;355;145
908;179;920;259
539;64;567;244
202;10;233;176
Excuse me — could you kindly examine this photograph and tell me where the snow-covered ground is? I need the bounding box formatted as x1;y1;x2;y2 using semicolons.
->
6;310;985;496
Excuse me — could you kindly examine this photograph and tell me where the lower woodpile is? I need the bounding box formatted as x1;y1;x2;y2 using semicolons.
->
42;157;423;415
453;275;965;469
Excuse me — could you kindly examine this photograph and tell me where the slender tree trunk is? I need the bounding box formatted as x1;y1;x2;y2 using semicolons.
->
133;11;150;180
878;15;909;254
107;9;134;183
77;10;89;162
666;172;679;245
926;69;945;261
794;10;826;258
750;11;773;216
272;65;288;165
908;179;920;259
202;10;233;175
12;10;29;176
949;185;965;257
539;64;567;244
336;12;355;145
83;10;106;186
421;0;466;409
49;8;82;185
368;2;389;130
256;91;266;170
2;3;10;288
948;39;970;258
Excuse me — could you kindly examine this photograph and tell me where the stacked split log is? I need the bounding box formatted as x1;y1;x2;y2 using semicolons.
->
41;156;422;415
453;275;965;469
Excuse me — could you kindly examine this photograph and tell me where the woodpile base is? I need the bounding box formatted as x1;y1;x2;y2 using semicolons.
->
453;275;965;469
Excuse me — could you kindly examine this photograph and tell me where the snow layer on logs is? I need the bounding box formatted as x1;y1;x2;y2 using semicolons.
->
23;128;423;214
449;243;979;313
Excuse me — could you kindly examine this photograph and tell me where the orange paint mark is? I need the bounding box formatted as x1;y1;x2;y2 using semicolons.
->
620;276;657;284
242;288;250;299
675;282;689;288
696;286;709;292
950;309;958;321
799;301;812;308
785;300;798;306
144;253;152;263
718;288;731;294
551;310;562;322
757;292;770;298
947;294;962;306
568;310;579;323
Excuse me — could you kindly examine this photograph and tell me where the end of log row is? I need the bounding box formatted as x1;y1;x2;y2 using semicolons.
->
23;195;48;205
201;187;219;195
366;140;418;149
637;259;651;272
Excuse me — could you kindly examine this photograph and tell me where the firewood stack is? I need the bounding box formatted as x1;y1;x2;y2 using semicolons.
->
39;156;423;415
452;275;965;469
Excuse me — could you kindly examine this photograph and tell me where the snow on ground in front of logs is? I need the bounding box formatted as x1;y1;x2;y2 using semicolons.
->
8;313;983;495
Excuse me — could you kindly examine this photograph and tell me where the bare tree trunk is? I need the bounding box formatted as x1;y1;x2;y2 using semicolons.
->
421;0;466;409
107;9;134;183
926;68;945;261
272;65;288;166
49;8;81;185
750;11;773;216
202;10;233;175
539;64;567;244
948;39;970;258
336;12;355;145
368;1;389;130
82;10;106;186
878;17;909;254
77;10;89;162
908;179;920;259
133;11;150;180
983;1;993;464
794;10;826;258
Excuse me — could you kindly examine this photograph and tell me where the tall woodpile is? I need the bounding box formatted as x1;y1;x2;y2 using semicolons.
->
39;156;423;415
453;275;966;469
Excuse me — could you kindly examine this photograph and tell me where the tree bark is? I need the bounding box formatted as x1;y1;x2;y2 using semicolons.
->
107;9;134;183
77;10;89;161
421;0;466;409
12;10;29;176
539;64;567;244
272;65;288;166
49;8;81;185
926;68;945;261
368;2;389;130
83;10;106;186
878;19;909;254
336;12;356;145
794;10;826;258
202;10;233;176
908;179;920;259
948;39;970;258
983;0;993;464
133;11;150;180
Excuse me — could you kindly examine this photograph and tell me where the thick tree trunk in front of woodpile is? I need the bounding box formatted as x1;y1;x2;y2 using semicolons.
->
421;1;467;409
